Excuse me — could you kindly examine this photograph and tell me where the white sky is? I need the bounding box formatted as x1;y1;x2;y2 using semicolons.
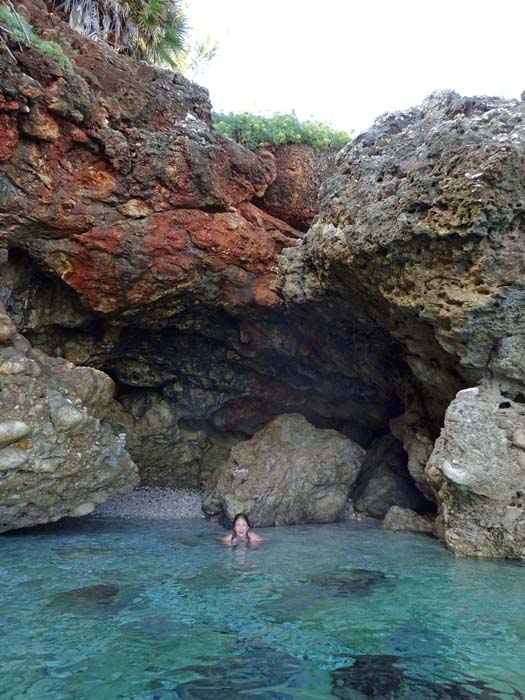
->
186;0;525;135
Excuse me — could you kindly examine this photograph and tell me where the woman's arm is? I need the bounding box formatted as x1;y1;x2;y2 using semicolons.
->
249;532;264;542
218;533;233;544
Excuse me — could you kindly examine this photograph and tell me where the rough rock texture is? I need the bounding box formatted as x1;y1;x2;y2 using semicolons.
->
203;413;365;526
350;435;432;518
427;383;525;558
6;1;525;556
279;90;525;556
281;89;525;424
0;0;287;323
382;506;435;535
0;303;138;532
105;389;237;487
254;144;338;231
0;1;402;493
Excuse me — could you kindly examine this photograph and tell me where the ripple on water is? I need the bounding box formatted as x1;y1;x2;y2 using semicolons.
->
0;518;524;699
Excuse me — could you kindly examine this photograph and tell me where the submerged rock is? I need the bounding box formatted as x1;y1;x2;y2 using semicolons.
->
49;583;135;615
331;654;513;699
310;568;388;597
174;648;325;700
203;413;365;526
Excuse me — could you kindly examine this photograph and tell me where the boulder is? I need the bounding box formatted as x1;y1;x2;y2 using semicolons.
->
0;303;138;532
426;382;525;558
203;413;365;526
382;506;435;535
350;434;432;518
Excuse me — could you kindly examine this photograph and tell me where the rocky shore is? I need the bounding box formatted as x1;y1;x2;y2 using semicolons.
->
92;487;204;520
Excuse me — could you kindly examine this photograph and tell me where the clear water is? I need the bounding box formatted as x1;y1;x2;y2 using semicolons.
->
1;517;524;700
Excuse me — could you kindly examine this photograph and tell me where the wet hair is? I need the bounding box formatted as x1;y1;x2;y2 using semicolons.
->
231;512;251;543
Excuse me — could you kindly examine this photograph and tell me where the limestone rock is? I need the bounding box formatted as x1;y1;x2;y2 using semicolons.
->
0;0;402;495
382;505;435;535
389;404;436;501
203;413;365;526
0;303;138;532
350;434;432;518
427;382;525;558
0;314;17;343
281;89;525;423
0;421;31;448
107;390;210;487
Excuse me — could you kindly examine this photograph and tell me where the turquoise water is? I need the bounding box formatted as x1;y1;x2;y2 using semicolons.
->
1;517;524;699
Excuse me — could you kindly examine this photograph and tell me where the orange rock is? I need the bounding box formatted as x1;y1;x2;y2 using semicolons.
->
0;115;19;161
20;105;60;142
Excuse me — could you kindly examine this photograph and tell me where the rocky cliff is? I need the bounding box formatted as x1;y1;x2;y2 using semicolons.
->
1;0;398;497
1;1;524;557
281;91;525;557
0;301;138;531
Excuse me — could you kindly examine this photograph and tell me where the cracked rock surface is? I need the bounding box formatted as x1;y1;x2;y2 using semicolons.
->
0;303;138;532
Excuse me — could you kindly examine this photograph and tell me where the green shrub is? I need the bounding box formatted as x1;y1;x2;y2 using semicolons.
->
212;111;351;151
0;3;73;72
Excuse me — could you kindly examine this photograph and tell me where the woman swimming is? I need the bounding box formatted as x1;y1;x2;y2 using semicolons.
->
219;512;264;546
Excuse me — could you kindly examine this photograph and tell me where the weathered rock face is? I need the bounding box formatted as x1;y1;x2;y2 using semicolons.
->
0;0;286;324
279;90;525;556
254;144;337;231
427;383;525;558
281;90;525;415
203;413;365;526
350;435;432;518
0;303;138;532
6;2;524;558
1;2;397;496
105;388;238;487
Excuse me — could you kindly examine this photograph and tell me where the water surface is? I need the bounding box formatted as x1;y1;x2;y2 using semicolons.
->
1;517;524;699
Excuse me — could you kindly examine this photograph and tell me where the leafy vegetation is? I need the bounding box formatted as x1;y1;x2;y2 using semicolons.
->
177;33;218;80
0;2;73;71
212;111;352;151
51;0;219;73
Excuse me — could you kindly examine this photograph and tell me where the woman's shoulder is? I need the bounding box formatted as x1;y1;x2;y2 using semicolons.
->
217;533;233;544
249;532;264;543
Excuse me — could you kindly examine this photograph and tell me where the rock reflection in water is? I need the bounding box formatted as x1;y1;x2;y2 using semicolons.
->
331;655;520;700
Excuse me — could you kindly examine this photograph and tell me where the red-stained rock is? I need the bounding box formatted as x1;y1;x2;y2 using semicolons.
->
26;203;299;320
0;0;285;322
0;0;404;501
20;104;60;141
0;115;19;161
254;143;338;231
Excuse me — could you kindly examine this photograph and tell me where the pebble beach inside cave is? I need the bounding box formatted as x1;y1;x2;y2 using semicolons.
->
1;505;524;700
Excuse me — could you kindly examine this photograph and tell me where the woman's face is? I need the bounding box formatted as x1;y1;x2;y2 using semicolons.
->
234;517;249;539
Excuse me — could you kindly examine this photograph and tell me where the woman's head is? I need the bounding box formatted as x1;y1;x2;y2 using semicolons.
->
232;512;250;539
